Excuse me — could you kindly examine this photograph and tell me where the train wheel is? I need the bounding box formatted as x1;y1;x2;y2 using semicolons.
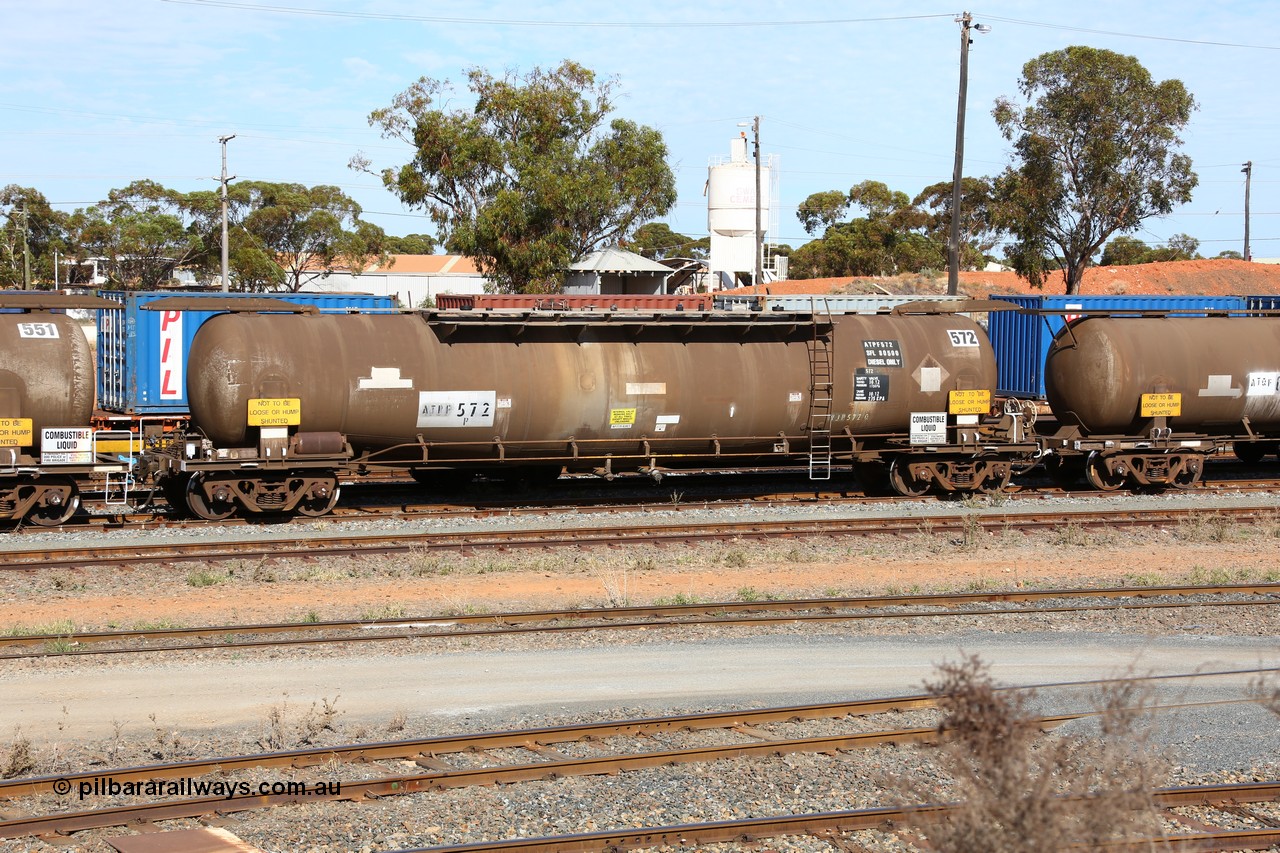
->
25;478;80;527
977;464;1012;494
295;476;340;517
1173;457;1204;489
1233;441;1268;464
1084;452;1127;492
185;474;236;521
888;458;932;497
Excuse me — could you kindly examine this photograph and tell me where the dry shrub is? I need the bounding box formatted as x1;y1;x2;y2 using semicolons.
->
1250;675;1280;717
913;655;1165;851
1;728;34;778
258;693;342;750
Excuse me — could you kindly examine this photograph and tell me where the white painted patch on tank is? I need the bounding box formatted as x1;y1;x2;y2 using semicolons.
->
625;382;666;395
917;366;941;393
358;366;414;390
1198;375;1241;398
417;391;495;428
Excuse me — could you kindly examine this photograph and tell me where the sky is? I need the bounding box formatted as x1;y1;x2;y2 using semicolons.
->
4;1;1279;261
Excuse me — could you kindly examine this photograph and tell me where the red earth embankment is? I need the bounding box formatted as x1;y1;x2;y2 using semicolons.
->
743;259;1280;298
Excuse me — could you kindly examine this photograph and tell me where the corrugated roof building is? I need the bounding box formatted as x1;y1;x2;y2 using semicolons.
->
563;248;675;295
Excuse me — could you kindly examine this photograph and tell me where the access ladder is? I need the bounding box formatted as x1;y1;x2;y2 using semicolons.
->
806;312;835;480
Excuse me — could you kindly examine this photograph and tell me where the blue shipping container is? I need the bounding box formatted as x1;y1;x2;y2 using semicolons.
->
988;294;1248;398
97;290;397;414
1244;294;1280;313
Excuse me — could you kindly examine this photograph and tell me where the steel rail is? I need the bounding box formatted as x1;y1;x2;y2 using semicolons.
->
2;670;1270;803
5;581;1276;649
0;705;1248;841
12;779;1275;848
0;694;948;801
3;505;1278;570
18;461;1280;535
386;784;1280;852
4;588;1279;661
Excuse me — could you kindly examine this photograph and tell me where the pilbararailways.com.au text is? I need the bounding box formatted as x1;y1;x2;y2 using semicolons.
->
58;777;341;800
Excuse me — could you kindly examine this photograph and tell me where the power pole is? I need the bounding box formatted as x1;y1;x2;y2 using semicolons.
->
218;134;236;291
947;12;988;295
1242;161;1253;261
752;115;763;293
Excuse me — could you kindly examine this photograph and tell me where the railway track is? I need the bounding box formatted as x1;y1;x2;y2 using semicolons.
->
4;504;1280;571
16;464;1280;535
0;673;1271;842
3;583;1278;659
393;787;1280;852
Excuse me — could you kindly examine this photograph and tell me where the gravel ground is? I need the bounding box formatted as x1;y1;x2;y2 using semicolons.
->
1;486;1278;852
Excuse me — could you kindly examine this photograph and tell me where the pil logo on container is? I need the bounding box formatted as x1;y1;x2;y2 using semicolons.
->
159;310;183;400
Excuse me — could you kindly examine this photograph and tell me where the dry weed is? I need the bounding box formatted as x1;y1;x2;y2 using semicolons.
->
258;693;343;750
910;655;1165;851
1;728;34;778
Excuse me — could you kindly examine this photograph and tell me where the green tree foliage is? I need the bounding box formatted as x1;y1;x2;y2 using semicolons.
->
0;185;69;288
358;61;677;293
624;222;708;260
789;180;946;279
1101;233;1201;266
1100;235;1149;266
72;180;204;290
992;46;1197;294
912;177;1001;271
1157;233;1200;262
235;182;389;292
181;181;387;291
385;233;438;255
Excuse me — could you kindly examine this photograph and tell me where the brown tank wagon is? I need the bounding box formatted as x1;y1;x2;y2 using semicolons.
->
0;294;131;526
151;302;1036;519
1043;315;1280;490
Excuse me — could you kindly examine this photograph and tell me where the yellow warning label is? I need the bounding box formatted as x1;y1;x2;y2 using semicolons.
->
0;417;33;446
1140;392;1181;418
248;398;301;427
609;408;637;427
948;389;991;416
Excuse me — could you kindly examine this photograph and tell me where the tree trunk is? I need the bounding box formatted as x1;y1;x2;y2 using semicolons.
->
1064;264;1085;295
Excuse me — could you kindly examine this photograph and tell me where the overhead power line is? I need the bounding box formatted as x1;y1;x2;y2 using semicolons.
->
162;2;954;28
979;14;1280;51
166;2;1280;49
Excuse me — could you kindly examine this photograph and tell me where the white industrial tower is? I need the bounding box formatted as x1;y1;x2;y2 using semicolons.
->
706;133;779;290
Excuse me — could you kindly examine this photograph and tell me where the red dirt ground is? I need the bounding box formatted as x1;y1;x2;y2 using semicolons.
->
741;259;1280;299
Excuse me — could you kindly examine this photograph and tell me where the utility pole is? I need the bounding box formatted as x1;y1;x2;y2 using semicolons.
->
218;134;236;291
947;12;989;296
752;116;762;293
1242;161;1253;261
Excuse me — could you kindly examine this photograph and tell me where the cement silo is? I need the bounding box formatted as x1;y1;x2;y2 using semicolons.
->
707;133;777;289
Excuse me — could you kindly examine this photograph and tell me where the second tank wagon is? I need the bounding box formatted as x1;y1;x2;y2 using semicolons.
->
152;300;1035;518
